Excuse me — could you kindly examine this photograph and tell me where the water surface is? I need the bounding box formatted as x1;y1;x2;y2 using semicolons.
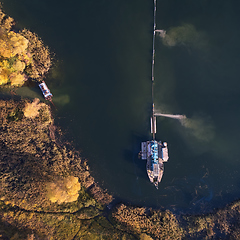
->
2;0;240;213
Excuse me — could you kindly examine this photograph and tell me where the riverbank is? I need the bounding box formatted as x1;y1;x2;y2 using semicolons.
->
0;98;120;239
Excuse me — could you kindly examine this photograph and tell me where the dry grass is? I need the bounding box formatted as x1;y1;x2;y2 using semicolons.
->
21;29;52;81
112;204;184;240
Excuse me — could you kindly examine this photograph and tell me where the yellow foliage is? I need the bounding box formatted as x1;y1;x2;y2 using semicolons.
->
67;184;80;196
0;30;30;87
13;60;25;72
9;72;25;86
66;193;79;202
0;39;12;58
23;98;44;118
140;233;153;240
0;9;6;23
19;52;32;65
0;31;28;58
65;175;78;188
2;16;14;31
0;59;11;70
0;69;9;85
46;176;81;204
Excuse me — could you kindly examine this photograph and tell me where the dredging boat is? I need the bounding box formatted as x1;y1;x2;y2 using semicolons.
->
141;140;169;188
140;0;169;188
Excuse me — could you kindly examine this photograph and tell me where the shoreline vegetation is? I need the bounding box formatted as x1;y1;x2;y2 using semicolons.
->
1;4;240;240
0;4;51;88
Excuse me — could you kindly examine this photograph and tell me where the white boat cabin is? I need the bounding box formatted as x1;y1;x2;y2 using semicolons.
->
39;81;53;100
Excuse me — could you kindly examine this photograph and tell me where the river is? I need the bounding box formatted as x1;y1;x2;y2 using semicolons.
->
2;0;240;213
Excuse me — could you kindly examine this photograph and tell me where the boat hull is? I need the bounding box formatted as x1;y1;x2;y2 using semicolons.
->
147;158;164;188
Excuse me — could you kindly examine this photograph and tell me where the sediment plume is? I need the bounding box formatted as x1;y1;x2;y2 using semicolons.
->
154;111;215;142
160;23;208;49
179;115;215;142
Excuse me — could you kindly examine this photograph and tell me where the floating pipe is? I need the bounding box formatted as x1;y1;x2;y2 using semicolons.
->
154;113;186;120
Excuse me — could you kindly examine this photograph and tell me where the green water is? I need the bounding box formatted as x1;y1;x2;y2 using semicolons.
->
2;0;240;212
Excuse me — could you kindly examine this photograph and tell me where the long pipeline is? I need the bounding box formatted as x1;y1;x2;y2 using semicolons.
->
151;0;157;139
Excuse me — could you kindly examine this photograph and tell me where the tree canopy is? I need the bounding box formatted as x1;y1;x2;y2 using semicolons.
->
0;7;51;87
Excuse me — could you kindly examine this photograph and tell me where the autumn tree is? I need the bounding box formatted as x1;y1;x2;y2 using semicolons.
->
0;32;30;86
23;98;45;119
0;6;31;87
46;176;81;204
0;6;51;87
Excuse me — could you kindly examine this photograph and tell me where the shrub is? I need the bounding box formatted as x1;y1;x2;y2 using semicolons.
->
23;98;44;119
46;176;81;204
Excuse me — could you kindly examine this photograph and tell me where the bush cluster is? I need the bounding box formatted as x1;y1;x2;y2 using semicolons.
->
0;7;51;88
